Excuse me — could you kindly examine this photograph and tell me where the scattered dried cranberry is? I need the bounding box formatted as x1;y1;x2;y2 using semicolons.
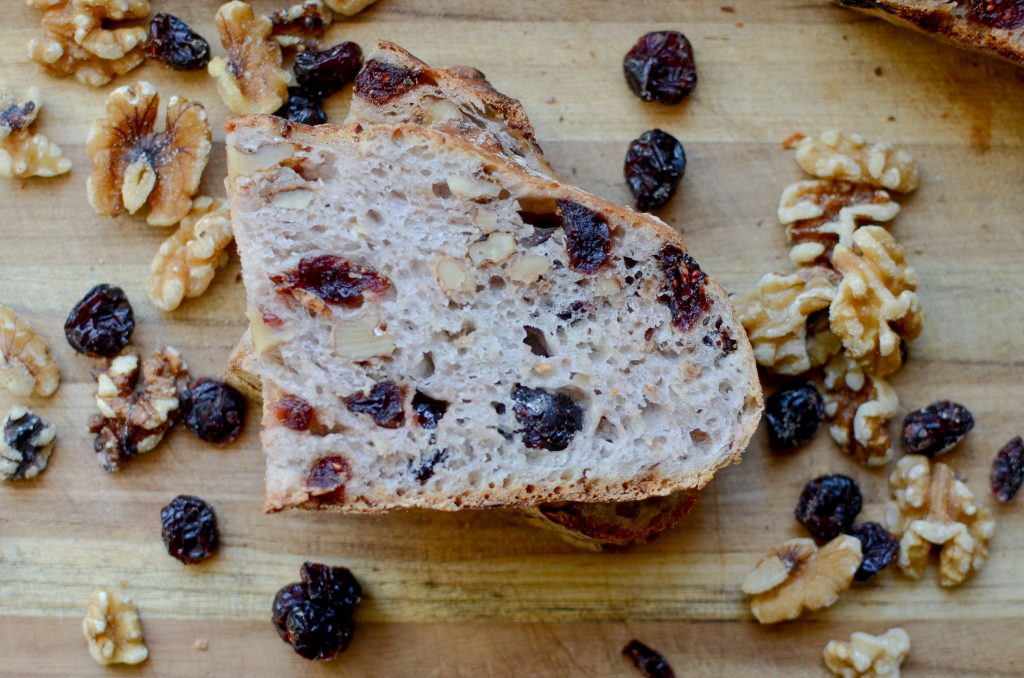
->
272;582;306;640
625;129;686;211
160;495;219;564
345;381;405;428
656;245;709;332
294;42;364;98
622;639;675;678
796;474;863;542
764;381;825;450
847;522;898;581
183;379;245;444
147;13;211;70
412;391;448;429
64;284;135;357
966;0;1024;29
991;436;1024;502
623;30;697;104
274;394;314;431
274;88;327;125
511;385;583;451
354;59;426;105
901;401;974;457
286;599;355;661
273;562;362;661
557;200;611;273
275;255;390;308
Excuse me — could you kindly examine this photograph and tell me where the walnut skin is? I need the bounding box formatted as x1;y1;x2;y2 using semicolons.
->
82;588;148;666
0;87;72;178
823;627;910;678
270;0;333;50
87;81;212;226
796;130;919;193
823;354;898;467
208;1;290;115
0;305;60;397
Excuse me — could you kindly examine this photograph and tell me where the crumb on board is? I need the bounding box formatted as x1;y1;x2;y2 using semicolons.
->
195;637;209;651
781;132;806;150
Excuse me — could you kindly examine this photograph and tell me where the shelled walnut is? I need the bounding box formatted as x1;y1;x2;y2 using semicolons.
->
87;81;212;226
886;455;995;587
82;588;148;666
0;87;72;178
269;0;333;50
1;405;57;481
736;267;841;375
823;354;897;467
823;628;910;678
742;535;862;624
830;226;922;377
795;130;919;193
0;304;60;397
208;1;290;115
322;0;380;15
147;197;233;311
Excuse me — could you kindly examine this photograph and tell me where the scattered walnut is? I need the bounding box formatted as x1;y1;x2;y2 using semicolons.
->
82;588;148;666
778;180;899;267
830;226;922;377
823;354;897;467
147;197;233;311
885;455;995;587
208;1;290;115
824;628;910;678
795;130;919;193
743;535;862;624
0;87;72;178
322;0;380;15
269;0;333;50
735;267;842;375
0;304;60;398
87;81;212;226
1;405;57;481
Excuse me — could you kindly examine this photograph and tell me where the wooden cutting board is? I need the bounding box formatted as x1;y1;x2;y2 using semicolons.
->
2;1;1022;675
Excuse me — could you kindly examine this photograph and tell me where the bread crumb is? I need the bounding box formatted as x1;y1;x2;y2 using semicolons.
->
195;638;209;651
781;132;806;150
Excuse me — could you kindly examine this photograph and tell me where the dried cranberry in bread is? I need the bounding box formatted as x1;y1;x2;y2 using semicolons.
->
226;117;761;512
835;1;1024;66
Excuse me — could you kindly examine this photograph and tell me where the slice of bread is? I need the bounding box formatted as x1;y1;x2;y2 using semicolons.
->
226;116;761;512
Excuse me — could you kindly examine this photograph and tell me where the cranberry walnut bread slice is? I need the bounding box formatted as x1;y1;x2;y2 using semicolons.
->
227;117;762;512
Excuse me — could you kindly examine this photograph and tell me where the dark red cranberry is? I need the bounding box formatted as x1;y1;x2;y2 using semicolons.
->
274;88;327;125
622;639;675;678
623;31;697;104
274;394;314;431
147;13;211;70
274;255;390;308
183;379;245;445
901;401;974;457
272;582;306;640
511;385;583;451
764;381;825;450
625;129;686;211
301;562;362;613
294;42;363;98
967;0;1024;29
656;245;709;332
412;391;448;429
345;381;405;428
354;59;423;105
557;200;611;273
274;561;363;661
991;436;1024;502
409;449;447;484
285;599;354;661
847;522;898;581
64;284;135;357
307;456;350;490
160;495;219;564
795;474;863;542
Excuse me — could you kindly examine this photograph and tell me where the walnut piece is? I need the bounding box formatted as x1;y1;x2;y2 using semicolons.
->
830;226;922;377
0;305;60;397
736;267;842;375
795;131;919;193
0;87;72;178
743;535;862;624
87;81;212;226
322;0;379;15
147;197;233;311
823;354;897;467
886;455;995;587
1;405;57;481
83;588;148;666
269;0;333;50
778;180;899;267
824;628;910;678
89;347;189;471
27;0;148;87
208;1;290;115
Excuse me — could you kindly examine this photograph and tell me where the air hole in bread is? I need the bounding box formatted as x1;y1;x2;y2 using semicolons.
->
432;181;452;198
522;325;551;357
488;276;506;291
690;429;710;446
367;209;384;224
412;352;435;378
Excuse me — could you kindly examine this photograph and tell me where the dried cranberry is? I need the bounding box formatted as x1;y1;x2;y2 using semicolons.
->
901;401;974;457
991;436;1024;502
558;200;611;274
307;456;350;490
623;31;697;104
301;562;362;613
412;391;448;429
795;474;863;542
160;495;219;564
622;639;675;678
625;129;686;211
147;13;211;70
275;255;390;307
183;379;245;445
847;522;898;581
656;245;709;332
274;88;327;126
274;561;362;662
294;42;363;98
64;284;135;357
345;381;405;428
354;59;423;105
285;599;355;661
764;381;825;450
967;0;1024;29
272;582;306;640
274;394;314;431
409;448;447;484
511;385;583;451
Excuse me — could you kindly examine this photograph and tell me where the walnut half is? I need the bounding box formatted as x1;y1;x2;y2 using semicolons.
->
823;354;898;467
0;305;60;397
208;1;290;115
82;588;148;666
0;87;72;178
823;628;910;678
796;130;919;193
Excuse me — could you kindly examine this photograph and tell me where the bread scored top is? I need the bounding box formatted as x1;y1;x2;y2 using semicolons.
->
226;116;762;512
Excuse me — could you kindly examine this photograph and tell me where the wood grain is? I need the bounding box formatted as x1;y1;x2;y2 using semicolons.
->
1;1;1023;676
